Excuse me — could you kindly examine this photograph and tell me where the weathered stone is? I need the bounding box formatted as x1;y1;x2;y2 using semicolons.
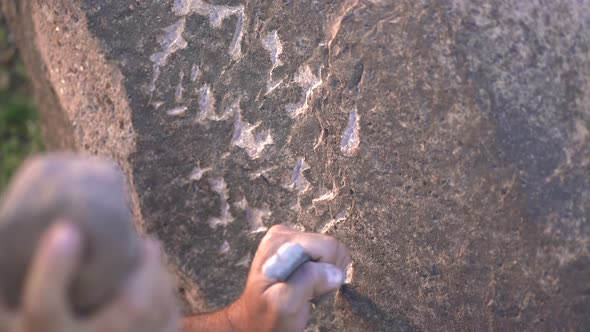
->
3;0;590;330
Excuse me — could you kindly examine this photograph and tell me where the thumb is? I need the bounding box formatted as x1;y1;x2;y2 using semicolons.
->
283;262;344;305
23;222;81;331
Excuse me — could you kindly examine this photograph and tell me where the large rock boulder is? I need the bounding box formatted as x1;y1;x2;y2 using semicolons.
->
3;0;589;330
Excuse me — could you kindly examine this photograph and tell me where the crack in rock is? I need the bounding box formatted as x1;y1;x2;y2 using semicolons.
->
286;65;322;118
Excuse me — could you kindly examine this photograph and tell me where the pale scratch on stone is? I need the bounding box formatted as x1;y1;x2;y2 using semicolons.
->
263;30;283;71
189;164;212;181
190;63;200;82
207;177;234;229
262;30;284;94
248;166;278;180
321;209;349;234
344;262;354;284
285;158;311;194
286;65;322;118
246;205;272;233
152;101;164;109
312;187;338;204
218;240;230;255
149;18;188;94
220;98;240;121
172;0;245;60
233;196;248;210
175;70;185;103
166;106;188;116
226;7;245;60
265;79;283;95
341;108;360;157
235;253;251;267
197;84;218;122
232;112;274;159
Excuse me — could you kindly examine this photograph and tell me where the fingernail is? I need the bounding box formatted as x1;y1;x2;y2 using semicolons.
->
326;267;344;287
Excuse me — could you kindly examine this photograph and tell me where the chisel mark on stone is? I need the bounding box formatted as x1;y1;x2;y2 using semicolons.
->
320;209;349;234
248;166;278;180
247;205;272;234
344;262;354;284
341;108;360;157
226;7;245;60
218;240;230;255
233;197;248;210
286;65;322;118
263;30;283;72
285;158;311;194
167;106;188;116
152;101;164;109
262;30;284;94
232;112;274;159
175;70;185;103
190;63;200;82
207;177;234;229
235;253;251;267
312;187;337;204
189;164;211;181
172;0;245;60
219;98;239;121
197;84;217;122
149;18;187;94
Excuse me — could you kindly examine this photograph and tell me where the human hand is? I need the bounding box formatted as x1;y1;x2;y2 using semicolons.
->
0;221;179;332
232;225;351;332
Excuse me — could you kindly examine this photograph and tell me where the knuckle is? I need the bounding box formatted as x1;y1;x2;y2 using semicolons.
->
268;224;290;234
261;225;288;244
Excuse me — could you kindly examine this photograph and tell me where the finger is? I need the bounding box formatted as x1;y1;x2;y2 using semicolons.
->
90;240;178;332
292;233;351;270
257;226;351;271
0;301;17;332
271;262;344;306
23;222;81;331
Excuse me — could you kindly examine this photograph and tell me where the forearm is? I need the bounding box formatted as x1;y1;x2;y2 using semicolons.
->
180;300;250;332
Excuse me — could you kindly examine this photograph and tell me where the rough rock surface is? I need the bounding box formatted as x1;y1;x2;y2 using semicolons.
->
3;0;590;330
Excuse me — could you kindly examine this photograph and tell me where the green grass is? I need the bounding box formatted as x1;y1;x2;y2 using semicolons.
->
0;21;44;191
0;92;43;190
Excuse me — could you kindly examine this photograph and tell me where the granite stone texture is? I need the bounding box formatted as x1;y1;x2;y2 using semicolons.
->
3;0;590;330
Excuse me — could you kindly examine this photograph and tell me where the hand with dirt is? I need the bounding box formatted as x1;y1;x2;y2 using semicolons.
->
181;225;351;332
0;221;179;332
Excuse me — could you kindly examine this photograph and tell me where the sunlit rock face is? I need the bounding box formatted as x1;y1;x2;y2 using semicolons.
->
4;0;590;330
